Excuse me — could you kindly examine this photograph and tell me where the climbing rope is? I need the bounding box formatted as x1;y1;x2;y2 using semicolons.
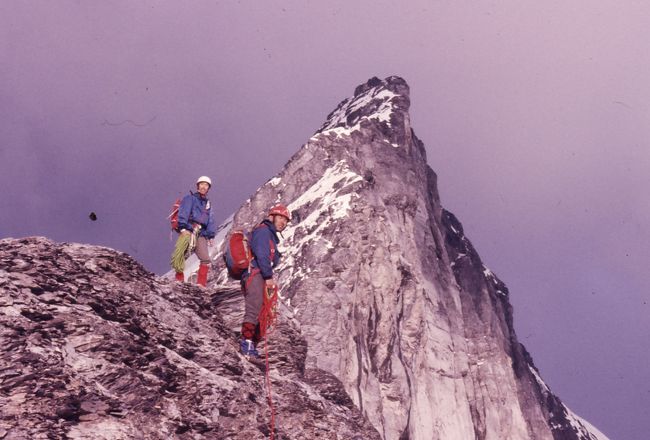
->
170;225;201;273
170;233;191;273
259;284;279;439
258;284;278;338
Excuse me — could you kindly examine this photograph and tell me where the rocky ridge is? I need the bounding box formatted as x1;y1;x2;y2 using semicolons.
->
0;237;380;439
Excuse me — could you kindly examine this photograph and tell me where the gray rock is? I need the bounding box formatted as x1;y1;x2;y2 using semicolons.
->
1;76;608;440
210;76;608;440
0;237;380;439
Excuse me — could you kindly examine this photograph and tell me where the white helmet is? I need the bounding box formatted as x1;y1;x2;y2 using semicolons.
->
196;176;212;187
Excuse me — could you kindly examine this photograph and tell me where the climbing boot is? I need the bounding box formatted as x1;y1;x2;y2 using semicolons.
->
197;263;209;287
240;339;259;358
175;272;184;282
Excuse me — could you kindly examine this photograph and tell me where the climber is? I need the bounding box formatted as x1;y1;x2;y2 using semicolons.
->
170;176;216;287
239;204;291;357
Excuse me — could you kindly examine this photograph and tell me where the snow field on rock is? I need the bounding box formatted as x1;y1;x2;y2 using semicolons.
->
276;161;363;298
529;365;610;440
315;86;399;139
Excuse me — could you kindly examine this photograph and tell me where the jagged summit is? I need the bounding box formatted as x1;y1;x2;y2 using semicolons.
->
316;76;411;144
207;76;609;440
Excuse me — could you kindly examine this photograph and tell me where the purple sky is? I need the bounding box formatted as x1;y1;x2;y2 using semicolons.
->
2;2;648;438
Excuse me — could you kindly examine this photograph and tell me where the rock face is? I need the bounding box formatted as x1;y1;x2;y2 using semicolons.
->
0;238;380;439
209;76;608;440
1;77;609;440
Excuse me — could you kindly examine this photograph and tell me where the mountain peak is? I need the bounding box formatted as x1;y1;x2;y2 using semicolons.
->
315;76;411;143
352;75;409;98
171;76;608;439
208;76;609;440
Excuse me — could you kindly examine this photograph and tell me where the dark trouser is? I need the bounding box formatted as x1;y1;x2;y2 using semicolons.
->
241;270;264;342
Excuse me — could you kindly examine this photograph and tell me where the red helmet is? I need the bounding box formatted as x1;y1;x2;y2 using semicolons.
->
269;204;291;221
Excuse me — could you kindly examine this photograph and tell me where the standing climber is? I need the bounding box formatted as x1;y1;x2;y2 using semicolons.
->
240;204;291;357
170;176;216;287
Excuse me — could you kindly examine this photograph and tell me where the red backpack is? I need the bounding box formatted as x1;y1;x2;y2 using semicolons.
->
224;230;253;280
168;198;182;232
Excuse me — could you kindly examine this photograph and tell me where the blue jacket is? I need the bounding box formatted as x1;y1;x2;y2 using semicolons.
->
177;192;216;239
248;220;281;280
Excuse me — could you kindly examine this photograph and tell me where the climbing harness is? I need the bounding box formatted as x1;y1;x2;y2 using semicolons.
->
186;225;201;259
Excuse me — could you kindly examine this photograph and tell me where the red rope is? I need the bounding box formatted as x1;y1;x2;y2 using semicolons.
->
259;285;278;439
258;284;278;337
263;331;275;440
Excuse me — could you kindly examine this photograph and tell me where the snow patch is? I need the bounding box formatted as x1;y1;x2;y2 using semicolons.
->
564;406;611;440
528;364;551;395
315;85;399;138
312;124;361;140
529;365;609;440
482;265;504;292
277;161;362;288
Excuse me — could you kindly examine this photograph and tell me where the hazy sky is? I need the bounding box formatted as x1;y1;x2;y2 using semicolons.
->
1;2;648;438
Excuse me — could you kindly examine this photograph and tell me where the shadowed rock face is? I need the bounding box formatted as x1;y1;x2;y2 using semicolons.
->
0;237;381;439
209;76;608;440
